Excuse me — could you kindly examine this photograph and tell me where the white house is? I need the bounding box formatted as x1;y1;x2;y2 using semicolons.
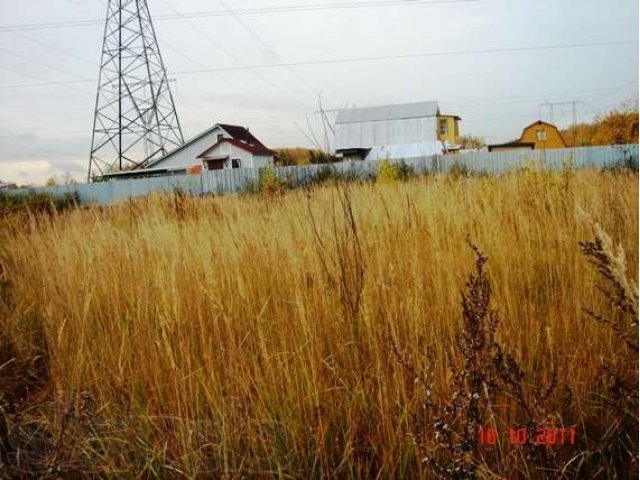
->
147;123;275;170
334;101;460;161
196;137;274;170
100;123;275;180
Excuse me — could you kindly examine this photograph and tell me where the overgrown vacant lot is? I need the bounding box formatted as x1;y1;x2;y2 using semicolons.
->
0;169;637;479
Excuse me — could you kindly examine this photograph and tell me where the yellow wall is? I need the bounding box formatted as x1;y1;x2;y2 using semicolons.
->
520;121;566;149
437;115;460;145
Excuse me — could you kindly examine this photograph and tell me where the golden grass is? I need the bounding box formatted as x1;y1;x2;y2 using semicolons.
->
0;168;637;478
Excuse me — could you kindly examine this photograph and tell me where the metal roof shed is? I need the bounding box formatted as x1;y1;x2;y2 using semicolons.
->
335;101;441;154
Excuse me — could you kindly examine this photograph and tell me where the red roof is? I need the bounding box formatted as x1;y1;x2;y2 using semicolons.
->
197;124;274;158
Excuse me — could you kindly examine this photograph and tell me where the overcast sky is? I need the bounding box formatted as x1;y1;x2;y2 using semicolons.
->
0;0;638;185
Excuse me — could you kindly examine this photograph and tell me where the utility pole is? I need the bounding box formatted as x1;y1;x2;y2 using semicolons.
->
88;0;184;181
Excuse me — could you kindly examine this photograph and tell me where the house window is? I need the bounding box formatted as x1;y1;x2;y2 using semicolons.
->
536;130;547;141
205;159;225;170
217;134;224;142
231;159;241;169
439;119;448;136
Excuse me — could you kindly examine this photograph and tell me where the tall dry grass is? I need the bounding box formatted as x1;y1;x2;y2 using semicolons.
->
0;168;637;478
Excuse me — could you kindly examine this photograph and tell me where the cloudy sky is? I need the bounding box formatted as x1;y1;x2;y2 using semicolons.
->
0;0;638;185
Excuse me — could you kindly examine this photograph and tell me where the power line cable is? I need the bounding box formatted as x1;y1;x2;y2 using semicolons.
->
443;81;639;110
1;39;634;90
59;0;279;134
155;0;315;111
7;30;96;66
216;0;327;100
215;0;335;143
0;46;91;81
177;40;638;74
156;21;311;116
158;41;279;123
0;53;94;97
582;78;638;109
0;113;321;142
0;0;481;32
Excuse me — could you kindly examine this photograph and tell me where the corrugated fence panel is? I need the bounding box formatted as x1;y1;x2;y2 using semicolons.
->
3;144;637;206
75;182;111;206
171;175;203;195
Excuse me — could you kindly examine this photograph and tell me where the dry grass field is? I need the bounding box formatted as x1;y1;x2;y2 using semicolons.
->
0;168;637;479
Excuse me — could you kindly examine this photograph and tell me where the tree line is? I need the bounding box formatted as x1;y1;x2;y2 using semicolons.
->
560;102;639;147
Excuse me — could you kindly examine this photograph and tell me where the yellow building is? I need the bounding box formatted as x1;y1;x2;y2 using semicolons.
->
437;114;461;146
520;120;567;149
489;120;567;152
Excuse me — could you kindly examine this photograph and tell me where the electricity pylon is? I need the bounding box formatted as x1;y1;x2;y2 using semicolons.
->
539;99;584;145
88;0;184;181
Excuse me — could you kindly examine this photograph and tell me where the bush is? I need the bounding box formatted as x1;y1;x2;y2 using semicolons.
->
396;160;415;180
258;166;287;196
448;160;472;178
602;151;639;174
307;165;342;186
376;159;414;184
0;191;79;217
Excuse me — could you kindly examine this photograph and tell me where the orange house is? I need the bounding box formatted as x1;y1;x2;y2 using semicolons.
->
489;120;567;152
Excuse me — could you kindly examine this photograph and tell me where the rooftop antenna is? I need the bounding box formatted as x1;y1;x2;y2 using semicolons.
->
88;0;184;181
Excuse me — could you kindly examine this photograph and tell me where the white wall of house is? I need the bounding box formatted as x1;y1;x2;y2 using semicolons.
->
252;155;273;168
202;143;273;169
226;144;254;168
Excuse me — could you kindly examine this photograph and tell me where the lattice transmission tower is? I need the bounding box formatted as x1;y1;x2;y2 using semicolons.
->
88;0;184;181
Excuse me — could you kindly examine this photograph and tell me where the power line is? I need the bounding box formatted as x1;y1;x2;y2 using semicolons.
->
0;46;89;81
158;36;287;121
159;41;317;138
1;39;635;91
5;77;636;141
0;51;94;97
177;40;638;75
106;0;310;120
216;0;326;100
214;0;336;143
0;78;93;90
0;0;481;32
156;0;315;111
582;78;639;110
539;99;583;124
7;30;95;66
14;0;290;133
443;83;638;110
538;100;584;145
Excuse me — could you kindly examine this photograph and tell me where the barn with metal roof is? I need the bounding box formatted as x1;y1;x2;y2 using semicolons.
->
334;101;461;161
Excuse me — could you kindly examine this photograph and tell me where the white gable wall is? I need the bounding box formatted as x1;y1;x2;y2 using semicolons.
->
202;142;274;169
227;144;254;168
